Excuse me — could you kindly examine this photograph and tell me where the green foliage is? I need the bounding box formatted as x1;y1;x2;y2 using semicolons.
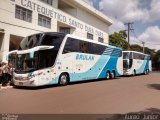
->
130;44;143;52
109;30;159;70
109;31;129;50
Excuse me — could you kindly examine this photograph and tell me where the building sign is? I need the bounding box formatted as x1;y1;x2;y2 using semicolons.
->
20;0;104;38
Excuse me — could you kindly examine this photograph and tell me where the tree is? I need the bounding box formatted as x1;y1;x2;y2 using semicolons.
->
130;44;143;52
153;50;160;71
109;30;129;50
109;30;158;70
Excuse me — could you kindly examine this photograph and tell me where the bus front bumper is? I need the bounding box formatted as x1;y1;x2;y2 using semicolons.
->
14;79;35;87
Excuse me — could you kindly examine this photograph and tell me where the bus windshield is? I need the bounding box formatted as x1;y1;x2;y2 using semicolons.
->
123;52;132;59
19;33;66;50
8;53;17;68
123;59;133;70
15;53;37;74
15;33;66;73
123;59;129;69
19;34;42;50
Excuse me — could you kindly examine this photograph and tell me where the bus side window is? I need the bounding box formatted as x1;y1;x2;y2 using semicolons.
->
79;41;90;53
89;43;106;55
38;50;57;69
63;38;80;54
41;34;63;50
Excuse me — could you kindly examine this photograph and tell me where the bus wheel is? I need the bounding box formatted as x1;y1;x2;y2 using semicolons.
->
147;69;149;75
106;72;110;80
59;73;69;86
144;70;147;75
111;71;116;79
133;70;136;76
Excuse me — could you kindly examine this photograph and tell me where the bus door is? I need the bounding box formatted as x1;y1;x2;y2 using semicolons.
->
59;54;73;75
37;51;55;84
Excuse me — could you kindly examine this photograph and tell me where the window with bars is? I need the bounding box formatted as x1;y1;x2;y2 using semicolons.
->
38;14;51;28
15;6;32;22
39;0;53;5
87;33;93;40
59;27;70;34
98;37;104;43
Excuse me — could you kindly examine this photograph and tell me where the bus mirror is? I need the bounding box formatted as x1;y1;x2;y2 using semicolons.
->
38;46;54;50
29;46;55;58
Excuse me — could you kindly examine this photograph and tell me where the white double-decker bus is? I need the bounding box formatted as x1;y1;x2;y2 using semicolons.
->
123;51;152;76
12;32;123;87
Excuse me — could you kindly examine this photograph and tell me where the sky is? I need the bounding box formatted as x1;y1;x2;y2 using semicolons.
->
85;0;160;51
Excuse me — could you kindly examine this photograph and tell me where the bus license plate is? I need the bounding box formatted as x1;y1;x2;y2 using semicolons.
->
19;82;23;86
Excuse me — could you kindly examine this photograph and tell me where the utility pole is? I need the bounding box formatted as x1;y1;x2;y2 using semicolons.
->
125;22;134;50
142;41;145;53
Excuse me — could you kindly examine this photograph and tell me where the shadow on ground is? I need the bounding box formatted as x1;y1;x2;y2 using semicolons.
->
147;84;160;90
13;77;120;90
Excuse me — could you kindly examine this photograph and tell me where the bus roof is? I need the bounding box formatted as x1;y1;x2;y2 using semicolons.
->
26;32;121;50
66;34;121;50
123;51;150;56
34;32;67;37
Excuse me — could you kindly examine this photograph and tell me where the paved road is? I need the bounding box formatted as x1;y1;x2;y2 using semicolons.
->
0;72;160;114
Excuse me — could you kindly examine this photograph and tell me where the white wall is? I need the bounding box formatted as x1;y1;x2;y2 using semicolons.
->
0;0;111;61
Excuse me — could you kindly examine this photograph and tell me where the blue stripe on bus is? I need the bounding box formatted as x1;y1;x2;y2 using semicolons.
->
133;60;150;74
98;56;120;78
48;47;122;85
69;55;111;82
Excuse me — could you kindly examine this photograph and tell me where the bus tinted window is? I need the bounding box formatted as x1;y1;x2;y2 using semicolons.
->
89;43;106;55
79;40;90;53
19;34;42;50
41;34;64;50
63;38;80;53
123;52;132;59
63;37;106;55
133;53;145;60
38;49;57;69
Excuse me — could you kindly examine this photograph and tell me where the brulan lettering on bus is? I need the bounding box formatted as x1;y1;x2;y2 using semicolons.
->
76;54;94;61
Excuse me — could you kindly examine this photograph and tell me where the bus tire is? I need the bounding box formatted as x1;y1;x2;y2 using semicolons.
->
59;73;69;86
106;72;110;80
147;69;149;75
133;70;136;76
111;71;116;79
144;70;147;75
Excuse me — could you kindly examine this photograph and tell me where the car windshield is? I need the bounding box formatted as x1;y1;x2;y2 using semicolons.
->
15;53;37;74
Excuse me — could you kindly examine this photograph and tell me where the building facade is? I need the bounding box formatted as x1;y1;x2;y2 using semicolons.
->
0;0;112;61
